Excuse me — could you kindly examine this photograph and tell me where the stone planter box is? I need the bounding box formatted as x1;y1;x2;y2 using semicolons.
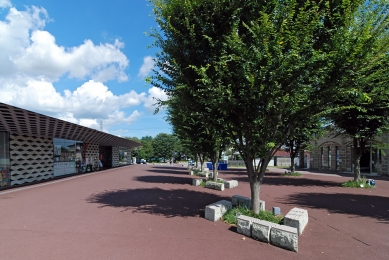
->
205;200;232;222
224;180;238;189
237;214;298;252
192;178;204;186
205;181;224;191
283;207;308;235
232;195;265;211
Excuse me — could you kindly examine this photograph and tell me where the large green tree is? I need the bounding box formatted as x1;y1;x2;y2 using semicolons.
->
152;133;179;162
325;1;389;181
150;0;362;213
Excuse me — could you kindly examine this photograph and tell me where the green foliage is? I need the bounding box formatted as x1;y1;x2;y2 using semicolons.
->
149;0;372;213
222;206;283;225
152;133;179;161
323;0;389;180
341;177;375;189
283;171;302;176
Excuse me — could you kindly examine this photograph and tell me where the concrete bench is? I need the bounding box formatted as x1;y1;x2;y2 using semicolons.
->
237;215;255;237
270;224;298;252
224;180;238;189
197;171;209;178
205;181;224;191
252;219;277;243
192;178;204;186
232;195;265;211
205;200;232;222
237;215;275;243
283;207;308;235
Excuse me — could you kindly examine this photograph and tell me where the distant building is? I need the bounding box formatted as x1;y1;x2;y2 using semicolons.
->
309;133;389;175
0;102;141;189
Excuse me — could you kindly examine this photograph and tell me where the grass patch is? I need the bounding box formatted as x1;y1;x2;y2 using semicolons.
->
200;179;224;187
341;177;375;188
222;206;283;225
283;171;302;176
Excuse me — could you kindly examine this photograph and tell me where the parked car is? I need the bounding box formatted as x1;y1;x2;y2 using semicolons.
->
188;160;195;166
136;159;147;164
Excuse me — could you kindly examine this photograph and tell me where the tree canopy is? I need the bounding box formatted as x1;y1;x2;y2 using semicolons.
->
149;0;388;212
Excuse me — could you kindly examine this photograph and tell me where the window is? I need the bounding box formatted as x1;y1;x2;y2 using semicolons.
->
0;132;10;187
53;138;78;176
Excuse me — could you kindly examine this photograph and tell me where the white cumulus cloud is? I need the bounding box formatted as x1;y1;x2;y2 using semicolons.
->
0;5;128;82
144;86;168;112
138;56;155;78
0;3;159;134
0;0;11;8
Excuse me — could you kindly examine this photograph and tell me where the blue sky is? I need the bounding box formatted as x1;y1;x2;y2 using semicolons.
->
0;0;171;138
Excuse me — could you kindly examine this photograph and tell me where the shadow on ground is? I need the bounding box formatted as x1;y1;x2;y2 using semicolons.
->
278;192;389;222
86;188;230;218
218;172;341;187
262;176;341;187
134;175;191;185
146;168;188;175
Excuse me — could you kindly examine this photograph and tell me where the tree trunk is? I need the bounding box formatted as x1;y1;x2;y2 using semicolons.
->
250;179;261;213
199;154;204;172
353;138;362;181
290;154;296;173
212;150;218;181
195;154;198;168
247;160;263;214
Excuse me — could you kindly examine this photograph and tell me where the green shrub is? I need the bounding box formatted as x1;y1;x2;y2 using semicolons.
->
200;179;224;187
341;176;375;188
283;171;302;176
222;206;283;225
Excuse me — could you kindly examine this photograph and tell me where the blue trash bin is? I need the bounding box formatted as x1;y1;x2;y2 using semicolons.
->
206;162;213;170
206;162;228;170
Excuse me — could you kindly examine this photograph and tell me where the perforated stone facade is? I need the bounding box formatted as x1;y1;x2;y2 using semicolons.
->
10;133;53;186
85;143;99;165
112;146;120;167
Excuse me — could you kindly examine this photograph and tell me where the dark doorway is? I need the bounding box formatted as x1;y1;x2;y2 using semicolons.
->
360;150;370;172
99;146;112;168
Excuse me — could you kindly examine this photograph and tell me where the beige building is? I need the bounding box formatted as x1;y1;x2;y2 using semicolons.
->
309;134;389;175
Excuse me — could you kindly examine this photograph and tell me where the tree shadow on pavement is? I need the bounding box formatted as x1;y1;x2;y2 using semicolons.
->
86;188;230;218
134;175;191;185
262;176;341;187
146;169;188;175
277;192;389;222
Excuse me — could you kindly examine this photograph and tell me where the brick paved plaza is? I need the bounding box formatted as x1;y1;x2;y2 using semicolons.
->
0;164;388;259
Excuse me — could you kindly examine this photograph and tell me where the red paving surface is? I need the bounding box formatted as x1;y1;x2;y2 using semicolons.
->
0;164;388;260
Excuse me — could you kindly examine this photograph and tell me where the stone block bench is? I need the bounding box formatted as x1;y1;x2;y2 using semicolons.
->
270;224;298;252
224;180;238;189
237;215;276;242
192;178;204;186
283;207;308;235
237;215;298;252
206;181;224;191
197;171;209;178
205;200;232;222
232;195;265;211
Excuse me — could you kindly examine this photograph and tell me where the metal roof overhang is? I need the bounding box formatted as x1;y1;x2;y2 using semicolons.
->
0;102;141;149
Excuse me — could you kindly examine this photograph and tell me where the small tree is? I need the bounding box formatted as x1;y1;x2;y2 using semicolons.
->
285;117;326;173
